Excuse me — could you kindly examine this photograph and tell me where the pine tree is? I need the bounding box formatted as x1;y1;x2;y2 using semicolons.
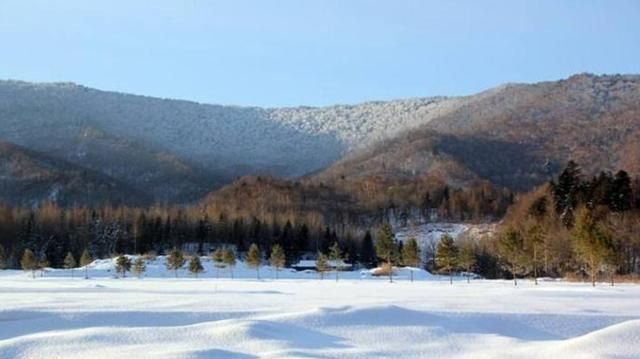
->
245;243;262;279
211;248;225;278
222;248;237;279
188;256;204;278
63;251;77;278
436;233;458;285
572;207;613;287
132;257;146;279
552;160;582;226
270;244;286;279
497;228;527;286
458;240;476;283
115;254;132;278
402;237;420;282
21;249;37;278
375;223;397;283
315;251;329;279
80;249;92;279
360;230;376;268
610;170;633;212
166;248;186;278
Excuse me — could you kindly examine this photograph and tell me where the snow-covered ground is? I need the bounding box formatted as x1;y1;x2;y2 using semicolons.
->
0;260;638;359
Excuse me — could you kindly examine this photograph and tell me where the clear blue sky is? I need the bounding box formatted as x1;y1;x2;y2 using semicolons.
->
1;0;638;107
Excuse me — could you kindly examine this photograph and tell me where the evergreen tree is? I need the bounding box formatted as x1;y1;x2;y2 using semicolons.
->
458;240;476;283
610;170;633;212
245;243;262;279
188;255;204;278
329;242;343;282
436;233;458;285
375;223;397;283
166;248;186;278
552;160;582;226
402;237;420;282
211;248;225;278
80;248;92;279
132;257;146;279
115;254;132;278
63;251;77;278
21;249;37;278
497;228;527;286
360;230;376;268
572;208;613;287
270;244;286;279
223;248;237;279
315;251;329;279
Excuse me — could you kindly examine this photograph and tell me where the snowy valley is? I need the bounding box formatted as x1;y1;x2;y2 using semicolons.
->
1;263;638;359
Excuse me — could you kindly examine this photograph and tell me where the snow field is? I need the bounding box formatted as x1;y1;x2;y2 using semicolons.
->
0;259;638;358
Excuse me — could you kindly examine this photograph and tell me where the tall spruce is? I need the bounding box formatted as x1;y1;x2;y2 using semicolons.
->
436;233;458;285
375;223;397;283
270;244;286;279
63;252;77;278
166;248;186;278
402;237;420;282
245;243;262;279
552;160;582;227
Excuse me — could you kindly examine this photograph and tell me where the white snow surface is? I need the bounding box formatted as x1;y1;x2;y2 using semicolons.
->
0;259;639;359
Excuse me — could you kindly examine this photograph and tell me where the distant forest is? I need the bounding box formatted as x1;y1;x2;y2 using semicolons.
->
1;161;639;283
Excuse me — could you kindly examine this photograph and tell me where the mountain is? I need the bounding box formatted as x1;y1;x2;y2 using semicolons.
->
1;73;639;208
316;74;640;190
0;141;149;206
203;74;640;225
0;80;459;189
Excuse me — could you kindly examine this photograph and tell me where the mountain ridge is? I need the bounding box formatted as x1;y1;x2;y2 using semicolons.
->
1;73;639;208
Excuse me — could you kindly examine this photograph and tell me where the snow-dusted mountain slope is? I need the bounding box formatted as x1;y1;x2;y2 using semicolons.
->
0;80;462;179
2;74;639;204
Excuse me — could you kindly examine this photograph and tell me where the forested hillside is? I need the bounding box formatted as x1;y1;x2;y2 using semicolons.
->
1;74;639;206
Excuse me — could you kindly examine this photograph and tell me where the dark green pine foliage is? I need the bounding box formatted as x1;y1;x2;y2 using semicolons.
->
436;233;458;285
115;254;132;278
551;160;582;227
375;223;397;283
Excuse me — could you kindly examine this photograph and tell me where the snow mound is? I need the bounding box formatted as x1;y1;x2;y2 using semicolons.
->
0;277;638;359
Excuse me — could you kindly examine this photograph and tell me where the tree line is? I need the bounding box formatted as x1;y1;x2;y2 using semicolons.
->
489;161;640;286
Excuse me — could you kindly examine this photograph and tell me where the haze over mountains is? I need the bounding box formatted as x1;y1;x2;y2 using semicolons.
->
0;73;639;207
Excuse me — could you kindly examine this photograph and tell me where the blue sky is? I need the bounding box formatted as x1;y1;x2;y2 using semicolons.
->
0;0;638;107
